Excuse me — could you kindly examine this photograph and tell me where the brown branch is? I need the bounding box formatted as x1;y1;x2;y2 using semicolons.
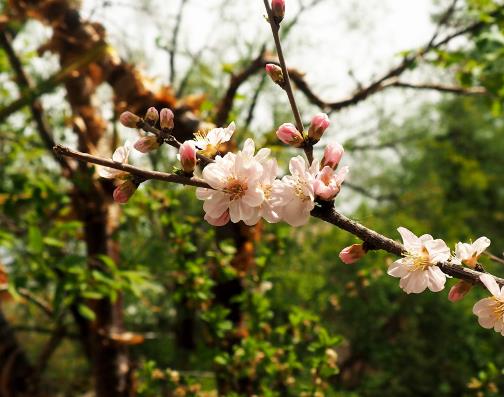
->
0;30;73;174
390;81;487;95
263;0;313;163
54;147;504;289
214;46;267;127
288;5;501;112
0;285;53;317
53;145;211;189
168;0;189;85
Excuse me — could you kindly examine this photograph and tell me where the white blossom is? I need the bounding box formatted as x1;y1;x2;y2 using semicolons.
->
270;156;317;227
98;142;131;179
191;122;235;157
388;227;450;294
196;138;264;226
473;274;504;335
455;237;491;267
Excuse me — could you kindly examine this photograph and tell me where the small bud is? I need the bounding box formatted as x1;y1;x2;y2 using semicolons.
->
271;0;285;23
321;143;344;169
276;123;303;147
119;111;140;128
113;180;137;204
265;64;284;86
134;136;160;153
339;244;366;264
448;280;473;302
314;166;348;201
160;108;175;130
308;113;330;141
145;107;159;125
179;141;197;173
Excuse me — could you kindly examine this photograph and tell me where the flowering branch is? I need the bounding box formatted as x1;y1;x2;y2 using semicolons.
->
262;0;314;163
53;145;504;289
53;145;211;189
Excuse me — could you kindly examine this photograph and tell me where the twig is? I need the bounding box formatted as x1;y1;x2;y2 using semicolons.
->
0;31;73;175
262;0;313;163
0;285;53;317
169;0;189;85
53;145;211;189
53;146;504;289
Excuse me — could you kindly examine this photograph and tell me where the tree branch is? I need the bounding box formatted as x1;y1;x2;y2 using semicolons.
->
53;146;504;289
53;145;211;189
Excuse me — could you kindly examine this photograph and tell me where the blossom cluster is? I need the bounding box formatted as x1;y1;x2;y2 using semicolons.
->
99;107;347;228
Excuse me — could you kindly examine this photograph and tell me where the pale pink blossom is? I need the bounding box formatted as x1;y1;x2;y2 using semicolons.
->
387;227;450;294
313;165;349;201
119;111;140;128
98;143;131;179
179;141;197;173
113;180;137;204
455;237;491;268
448;280;472;302
204;210;230;227
339;244;366;264
321;143;344;170
276;123;304;147
134;136;160;153
270;156;317;227
196;139;264;225
160;108;175;130
308;113;330;141
473;274;504;335
192;122;236;157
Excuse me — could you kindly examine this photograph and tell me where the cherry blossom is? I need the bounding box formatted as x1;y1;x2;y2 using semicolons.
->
196;139;264;225
192;122;235;157
473;274;504;335
179;141;197;173
455;236;490;268
98;143;131;180
134;136;160;154
387;227;450;294
270;156;317;227
313;165;349;201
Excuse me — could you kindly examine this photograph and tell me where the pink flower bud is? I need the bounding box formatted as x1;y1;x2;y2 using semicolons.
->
308;113;330;141
265;64;284;85
448;281;473;302
204;210;230;227
276;123;303;147
160;108;175;130
119;111;140;128
314;166;348;201
134;136;160;153
179;141;197;173
339;244;366;264
321;143;344;169
145;107;159;124
113;181;137;204
271;0;285;23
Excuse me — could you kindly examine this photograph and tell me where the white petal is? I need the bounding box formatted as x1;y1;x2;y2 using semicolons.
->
397;227;421;253
427;267;446;292
241;188;264;207
387;260;409;278
472;236;491;255
424;239;450;263
401;271;428;294
480;274;501;297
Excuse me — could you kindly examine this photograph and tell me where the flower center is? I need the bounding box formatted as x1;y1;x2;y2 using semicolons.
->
225;177;247;201
404;250;432;271
491;297;504;319
294;177;310;202
262;184;272;200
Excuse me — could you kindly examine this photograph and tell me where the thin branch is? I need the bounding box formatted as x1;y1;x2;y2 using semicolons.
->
390;80;487;95
53;145;211;189
169;0;189;85
53;147;504;289
0;285;53;317
262;0;313;163
0;31;73;175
